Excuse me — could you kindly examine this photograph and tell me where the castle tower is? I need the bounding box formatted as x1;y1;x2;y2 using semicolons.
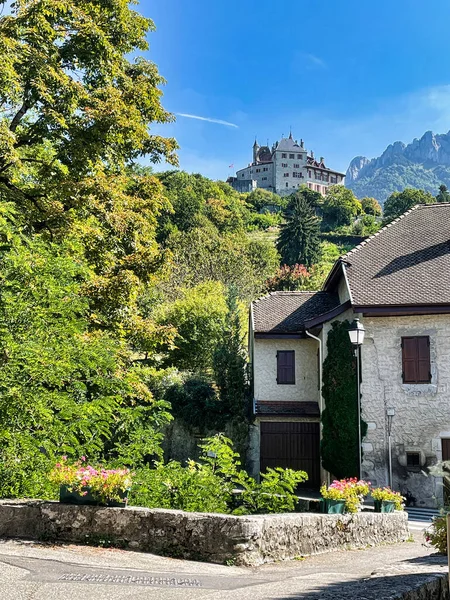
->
253;138;260;163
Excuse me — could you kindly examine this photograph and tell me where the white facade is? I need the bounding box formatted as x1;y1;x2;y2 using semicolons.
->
253;338;319;403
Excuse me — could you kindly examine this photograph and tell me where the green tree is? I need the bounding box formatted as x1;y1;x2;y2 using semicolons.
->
213;288;249;420
383;188;434;222
294;185;323;211
436;184;450;203
361;197;382;216
245;188;286;212
321;321;367;479
0;0;179;345
156;282;228;372
276;195;322;267
161;225;279;302
0;204;171;497
322;186;362;228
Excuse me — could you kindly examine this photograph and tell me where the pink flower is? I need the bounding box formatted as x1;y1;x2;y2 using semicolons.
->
81;456;86;462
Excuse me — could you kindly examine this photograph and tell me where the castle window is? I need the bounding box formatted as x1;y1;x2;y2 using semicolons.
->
282;163;288;168
282;153;287;158
308;170;312;177
263;167;268;172
262;177;267;181
256;169;260;173
297;154;302;159
284;172;289;177
315;185;320;192
286;182;289;187
294;163;300;168
241;173;244;177
289;153;295;159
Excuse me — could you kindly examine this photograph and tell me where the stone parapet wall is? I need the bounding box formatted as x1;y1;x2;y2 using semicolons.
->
0;500;409;566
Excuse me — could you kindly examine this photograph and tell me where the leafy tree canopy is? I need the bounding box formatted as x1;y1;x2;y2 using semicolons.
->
361;197;382;216
436;184;450;203
245;188;286;212
276;195;322;267
322;185;362;228
383;188;434;222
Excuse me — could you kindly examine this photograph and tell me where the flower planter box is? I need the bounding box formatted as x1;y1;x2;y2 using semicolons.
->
325;499;346;514
59;485;128;508
374;499;396;513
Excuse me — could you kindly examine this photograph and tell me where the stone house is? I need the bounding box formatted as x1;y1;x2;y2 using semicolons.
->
248;203;450;506
228;132;345;197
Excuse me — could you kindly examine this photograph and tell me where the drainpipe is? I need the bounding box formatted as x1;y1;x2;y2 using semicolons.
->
305;330;322;414
306;329;328;485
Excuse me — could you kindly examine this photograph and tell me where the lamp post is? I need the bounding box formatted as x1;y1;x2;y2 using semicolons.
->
387;408;395;488
348;318;365;479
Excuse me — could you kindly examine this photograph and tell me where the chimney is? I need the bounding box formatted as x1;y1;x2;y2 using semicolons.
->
320;156;324;163
310;150;314;159
300;139;304;148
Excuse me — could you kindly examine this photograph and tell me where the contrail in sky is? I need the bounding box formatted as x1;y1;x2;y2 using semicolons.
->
176;113;239;128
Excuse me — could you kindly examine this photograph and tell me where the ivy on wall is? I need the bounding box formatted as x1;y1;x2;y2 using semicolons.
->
321;320;368;479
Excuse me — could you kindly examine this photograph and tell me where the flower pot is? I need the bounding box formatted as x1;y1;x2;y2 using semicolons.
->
381;500;396;513
374;499;396;513
59;485;128;507
326;499;346;514
59;485;98;506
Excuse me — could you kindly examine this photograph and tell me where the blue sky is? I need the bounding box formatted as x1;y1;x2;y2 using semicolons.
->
141;0;450;179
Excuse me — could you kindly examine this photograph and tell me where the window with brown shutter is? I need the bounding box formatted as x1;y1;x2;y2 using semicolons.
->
277;350;295;384
401;336;431;384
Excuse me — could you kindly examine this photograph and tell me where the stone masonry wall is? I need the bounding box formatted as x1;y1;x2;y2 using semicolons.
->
0;500;408;566
360;314;450;507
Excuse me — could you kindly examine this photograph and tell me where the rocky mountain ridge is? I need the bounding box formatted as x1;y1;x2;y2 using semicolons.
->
345;131;450;203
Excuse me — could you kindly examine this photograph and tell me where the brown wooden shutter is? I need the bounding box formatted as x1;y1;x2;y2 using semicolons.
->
277;350;295;384
417;337;431;383
402;336;430;383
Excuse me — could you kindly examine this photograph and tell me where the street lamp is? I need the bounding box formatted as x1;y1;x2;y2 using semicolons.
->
387;407;395;488
348;318;365;479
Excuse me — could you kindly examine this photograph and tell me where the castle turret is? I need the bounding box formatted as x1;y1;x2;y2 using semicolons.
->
253;138;260;163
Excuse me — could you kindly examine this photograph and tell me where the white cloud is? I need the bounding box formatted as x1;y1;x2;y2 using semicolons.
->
176;113;239;128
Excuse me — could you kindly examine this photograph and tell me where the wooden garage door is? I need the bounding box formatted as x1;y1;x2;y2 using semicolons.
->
260;422;321;489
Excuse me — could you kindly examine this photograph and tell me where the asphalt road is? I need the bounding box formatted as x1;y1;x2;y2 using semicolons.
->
0;536;446;600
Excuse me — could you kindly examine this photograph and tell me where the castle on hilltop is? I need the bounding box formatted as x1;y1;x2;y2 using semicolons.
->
227;133;345;196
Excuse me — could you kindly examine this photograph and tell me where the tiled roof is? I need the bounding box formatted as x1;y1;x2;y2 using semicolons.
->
252;291;340;333
342;203;450;306
255;400;320;417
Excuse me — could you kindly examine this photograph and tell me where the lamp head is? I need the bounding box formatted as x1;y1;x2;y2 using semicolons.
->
348;318;365;347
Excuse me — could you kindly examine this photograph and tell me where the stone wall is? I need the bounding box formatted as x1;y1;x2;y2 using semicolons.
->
359;314;450;507
0;501;408;566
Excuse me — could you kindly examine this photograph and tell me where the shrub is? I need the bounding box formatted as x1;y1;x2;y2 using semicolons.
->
246;212;282;231
129;434;307;515
265;264;313;292
321;321;368;478
425;511;448;553
235;467;307;515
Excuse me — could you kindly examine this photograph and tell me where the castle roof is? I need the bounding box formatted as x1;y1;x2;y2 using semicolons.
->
275;137;302;152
